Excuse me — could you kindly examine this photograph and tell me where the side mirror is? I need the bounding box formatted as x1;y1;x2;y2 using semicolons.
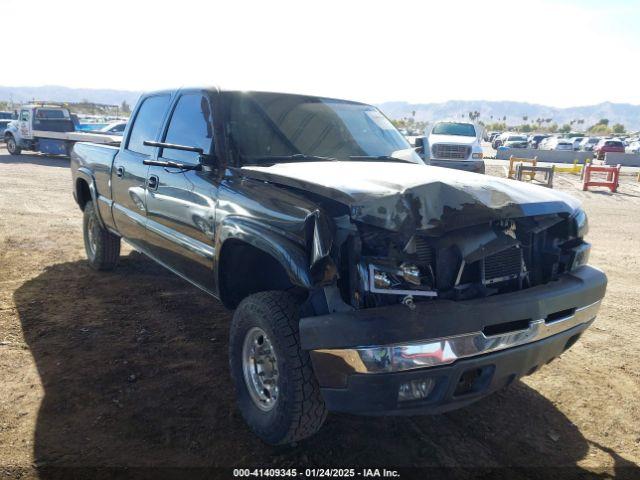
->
142;140;218;171
414;136;425;155
198;152;218;167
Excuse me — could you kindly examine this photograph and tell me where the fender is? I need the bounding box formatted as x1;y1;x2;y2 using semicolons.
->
4;123;19;141
75;167;107;229
217;216;313;289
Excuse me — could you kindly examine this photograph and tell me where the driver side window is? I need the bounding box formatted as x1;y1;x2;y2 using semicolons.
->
161;93;214;164
20;110;29;122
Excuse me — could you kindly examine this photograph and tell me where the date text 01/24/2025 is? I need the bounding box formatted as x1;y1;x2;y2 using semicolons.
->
232;468;400;478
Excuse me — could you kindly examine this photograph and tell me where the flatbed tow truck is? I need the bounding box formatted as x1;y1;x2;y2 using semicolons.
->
3;103;121;156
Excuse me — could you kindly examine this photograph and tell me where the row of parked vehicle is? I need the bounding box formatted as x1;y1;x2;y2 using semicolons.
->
488;131;639;159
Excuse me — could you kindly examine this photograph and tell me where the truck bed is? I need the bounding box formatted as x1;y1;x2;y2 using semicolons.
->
72;142;120;205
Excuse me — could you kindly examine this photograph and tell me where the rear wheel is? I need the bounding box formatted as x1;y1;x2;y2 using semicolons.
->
83;200;120;270
229;291;327;445
6;136;21;155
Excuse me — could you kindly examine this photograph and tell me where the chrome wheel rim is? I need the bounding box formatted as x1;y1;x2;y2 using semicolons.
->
86;215;98;258
242;327;279;412
7;138;16;153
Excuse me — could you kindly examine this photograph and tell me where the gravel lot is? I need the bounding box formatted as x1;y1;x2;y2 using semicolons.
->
0;148;639;478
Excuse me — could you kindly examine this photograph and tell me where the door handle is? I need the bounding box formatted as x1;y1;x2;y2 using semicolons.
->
147;175;159;190
115;166;125;177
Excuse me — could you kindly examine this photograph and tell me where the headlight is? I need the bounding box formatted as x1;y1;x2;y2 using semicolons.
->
572;209;589;238
367;263;437;297
472;152;483;159
571;242;591;271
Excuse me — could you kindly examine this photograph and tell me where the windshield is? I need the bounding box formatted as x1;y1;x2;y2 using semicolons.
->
226;92;421;165
35;108;70;119
431;122;476;137
508;136;527;141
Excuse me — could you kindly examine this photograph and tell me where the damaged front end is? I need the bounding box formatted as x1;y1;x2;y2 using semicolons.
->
240;162;591;312
335;209;590;309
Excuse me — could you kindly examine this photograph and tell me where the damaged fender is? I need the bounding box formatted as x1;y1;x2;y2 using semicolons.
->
216;216;314;289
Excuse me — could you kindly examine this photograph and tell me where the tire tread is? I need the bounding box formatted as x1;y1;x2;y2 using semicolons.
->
83;200;120;271
230;291;327;444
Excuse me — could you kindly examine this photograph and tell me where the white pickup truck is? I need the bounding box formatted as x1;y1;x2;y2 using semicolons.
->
3;104;121;156
418;120;485;174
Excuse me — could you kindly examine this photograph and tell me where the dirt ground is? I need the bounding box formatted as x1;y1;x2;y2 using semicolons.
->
0;149;639;478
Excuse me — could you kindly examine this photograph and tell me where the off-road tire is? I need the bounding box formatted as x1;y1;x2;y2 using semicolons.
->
229;291;328;445
6;135;21;155
83;200;120;271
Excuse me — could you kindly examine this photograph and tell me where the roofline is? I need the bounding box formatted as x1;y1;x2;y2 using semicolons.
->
137;86;371;106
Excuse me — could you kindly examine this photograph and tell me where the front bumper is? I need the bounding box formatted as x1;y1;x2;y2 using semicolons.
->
301;266;606;415
427;159;485;174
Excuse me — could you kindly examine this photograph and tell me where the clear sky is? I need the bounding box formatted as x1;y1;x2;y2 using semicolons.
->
4;0;639;107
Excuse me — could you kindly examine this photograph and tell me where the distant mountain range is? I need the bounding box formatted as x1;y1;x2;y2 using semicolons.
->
1;86;638;131
0;85;141;108
377;100;640;132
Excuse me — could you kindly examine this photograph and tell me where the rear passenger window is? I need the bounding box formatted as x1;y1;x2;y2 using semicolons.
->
161;93;214;163
126;95;171;154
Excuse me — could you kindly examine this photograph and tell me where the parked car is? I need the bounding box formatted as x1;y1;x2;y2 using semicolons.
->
486;131;500;142
0;118;12;139
594;139;625;160
625;141;640;154
568;137;585;151
539;137;573;151
528;134;549;149
70;87;605;445
491;134;505;149
97;121;127;136
423;120;485;173
1;111;16;141
501;134;529;149
579;137;600;152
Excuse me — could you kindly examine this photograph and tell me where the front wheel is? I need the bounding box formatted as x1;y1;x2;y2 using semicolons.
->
229;291;327;445
83;200;121;270
6;136;21;155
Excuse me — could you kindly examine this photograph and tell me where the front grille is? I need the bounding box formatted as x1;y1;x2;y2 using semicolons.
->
414;236;434;265
483;246;522;284
432;144;470;160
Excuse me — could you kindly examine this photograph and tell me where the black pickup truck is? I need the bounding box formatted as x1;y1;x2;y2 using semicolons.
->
71;87;606;445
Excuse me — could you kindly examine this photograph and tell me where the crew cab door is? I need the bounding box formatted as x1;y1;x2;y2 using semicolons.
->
144;91;218;291
111;94;171;248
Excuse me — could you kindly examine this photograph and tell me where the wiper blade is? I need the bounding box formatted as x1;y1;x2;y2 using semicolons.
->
348;155;413;163
246;154;338;165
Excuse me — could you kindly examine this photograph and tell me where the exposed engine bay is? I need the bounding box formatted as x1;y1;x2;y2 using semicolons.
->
338;212;590;308
238;160;591;312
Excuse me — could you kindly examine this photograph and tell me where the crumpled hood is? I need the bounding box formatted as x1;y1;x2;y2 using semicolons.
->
240;161;581;237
